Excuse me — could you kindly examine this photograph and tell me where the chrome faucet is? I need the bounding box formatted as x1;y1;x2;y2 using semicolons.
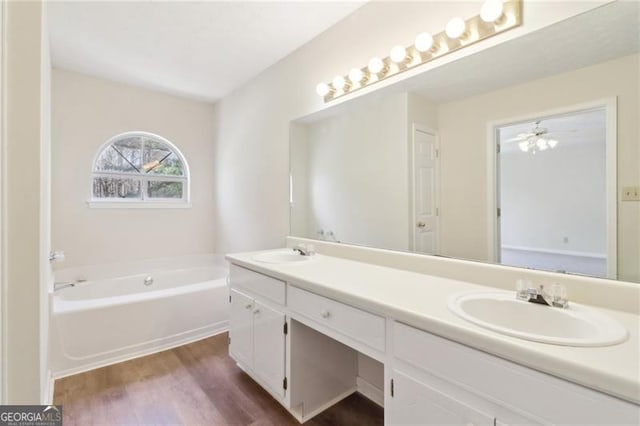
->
516;280;568;308
292;244;315;256
54;281;76;291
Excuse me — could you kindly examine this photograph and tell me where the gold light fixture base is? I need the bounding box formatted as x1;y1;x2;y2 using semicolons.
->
322;0;522;103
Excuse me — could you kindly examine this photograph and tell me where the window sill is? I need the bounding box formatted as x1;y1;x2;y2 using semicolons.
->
87;200;192;209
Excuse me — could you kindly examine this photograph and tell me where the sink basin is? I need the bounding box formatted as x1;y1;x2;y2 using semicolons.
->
448;291;628;347
252;250;314;264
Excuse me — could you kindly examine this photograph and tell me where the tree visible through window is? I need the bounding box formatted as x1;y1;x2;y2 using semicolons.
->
92;132;189;203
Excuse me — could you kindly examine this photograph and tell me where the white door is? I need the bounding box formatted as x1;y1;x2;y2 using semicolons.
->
389;370;494;426
229;288;254;369
252;300;286;398
412;127;438;254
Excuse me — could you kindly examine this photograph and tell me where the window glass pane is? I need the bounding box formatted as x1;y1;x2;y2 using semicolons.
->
143;140;184;176
147;181;183;199
93;177;141;199
95;137;142;172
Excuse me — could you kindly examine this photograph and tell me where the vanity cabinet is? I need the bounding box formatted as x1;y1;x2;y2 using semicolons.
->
389;370;495;426
389;321;639;426
227;259;639;425
228;266;287;400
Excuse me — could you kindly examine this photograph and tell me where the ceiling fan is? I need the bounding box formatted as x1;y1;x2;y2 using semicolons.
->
506;120;559;154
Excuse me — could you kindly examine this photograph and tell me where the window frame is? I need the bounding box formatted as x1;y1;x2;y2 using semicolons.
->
88;131;191;208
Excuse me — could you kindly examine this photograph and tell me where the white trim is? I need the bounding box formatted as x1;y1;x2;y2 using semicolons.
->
87;200;192;209
356;376;384;407
501;245;606;259
486;98;618;279
91;131;191;204
0;0;5;404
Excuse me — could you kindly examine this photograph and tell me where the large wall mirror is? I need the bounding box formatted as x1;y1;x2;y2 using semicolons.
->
290;2;640;283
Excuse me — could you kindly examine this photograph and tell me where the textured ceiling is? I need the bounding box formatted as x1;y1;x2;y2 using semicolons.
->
48;1;365;102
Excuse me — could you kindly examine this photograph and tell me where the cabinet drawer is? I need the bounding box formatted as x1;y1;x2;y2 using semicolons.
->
288;286;385;352
230;264;285;305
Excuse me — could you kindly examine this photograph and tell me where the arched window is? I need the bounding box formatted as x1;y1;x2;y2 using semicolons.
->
91;132;190;206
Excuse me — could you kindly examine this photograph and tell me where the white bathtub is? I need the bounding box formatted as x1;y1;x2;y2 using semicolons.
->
50;255;229;378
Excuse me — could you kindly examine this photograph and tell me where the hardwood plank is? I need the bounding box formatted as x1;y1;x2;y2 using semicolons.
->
54;333;384;425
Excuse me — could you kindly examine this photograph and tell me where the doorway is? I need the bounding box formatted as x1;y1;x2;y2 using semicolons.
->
490;102;616;279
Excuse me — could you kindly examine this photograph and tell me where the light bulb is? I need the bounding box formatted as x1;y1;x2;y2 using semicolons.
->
519;141;529;152
332;75;347;90
480;0;504;23
316;82;330;97
548;139;558;148
445;17;466;39
390;45;407;63
536;138;548;150
368;56;385;74
348;68;365;84
414;32;434;52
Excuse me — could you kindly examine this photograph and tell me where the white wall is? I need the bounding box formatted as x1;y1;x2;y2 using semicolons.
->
51;69;216;268
500;138;606;255
4;0;47;404
437;54;638;281
302;92;409;251
213;1;605;254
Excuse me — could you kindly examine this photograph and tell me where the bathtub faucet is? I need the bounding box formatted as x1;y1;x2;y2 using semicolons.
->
54;281;76;292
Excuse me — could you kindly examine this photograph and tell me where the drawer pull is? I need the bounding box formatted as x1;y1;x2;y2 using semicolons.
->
321;309;331;319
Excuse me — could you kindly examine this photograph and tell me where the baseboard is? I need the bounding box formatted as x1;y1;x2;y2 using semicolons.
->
52;323;228;379
356;376;384;407
43;370;54;405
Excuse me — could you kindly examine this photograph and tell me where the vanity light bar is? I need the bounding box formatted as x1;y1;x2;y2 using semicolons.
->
317;0;522;102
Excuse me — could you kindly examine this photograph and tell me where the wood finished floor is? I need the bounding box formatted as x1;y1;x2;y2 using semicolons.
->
53;333;384;425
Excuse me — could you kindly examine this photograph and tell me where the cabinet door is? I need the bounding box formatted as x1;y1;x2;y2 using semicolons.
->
389;370;494;426
253;300;286;398
229;288;254;369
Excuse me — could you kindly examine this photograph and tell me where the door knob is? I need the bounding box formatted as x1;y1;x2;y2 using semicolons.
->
417;222;426;228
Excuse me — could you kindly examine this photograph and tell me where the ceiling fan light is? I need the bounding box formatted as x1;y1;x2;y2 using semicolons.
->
519;141;529;152
548;139;558;148
538;141;549;151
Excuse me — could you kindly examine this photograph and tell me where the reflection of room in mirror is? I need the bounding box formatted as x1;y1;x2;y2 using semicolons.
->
290;1;639;283
497;108;607;278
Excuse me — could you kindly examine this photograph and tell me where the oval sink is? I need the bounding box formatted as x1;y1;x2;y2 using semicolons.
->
252;250;314;264
448;291;628;347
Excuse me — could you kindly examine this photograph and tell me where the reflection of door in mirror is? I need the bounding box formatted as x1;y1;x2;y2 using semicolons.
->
411;125;439;254
495;106;613;279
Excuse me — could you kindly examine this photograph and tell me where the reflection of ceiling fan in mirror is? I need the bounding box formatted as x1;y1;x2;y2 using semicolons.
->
507;120;561;154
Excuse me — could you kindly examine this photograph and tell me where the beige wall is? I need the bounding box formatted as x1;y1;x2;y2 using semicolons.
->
51;69;216;268
437;54;639;282
4;0;47;404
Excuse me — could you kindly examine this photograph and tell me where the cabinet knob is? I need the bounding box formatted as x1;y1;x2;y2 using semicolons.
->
245;304;252;310
321;309;331;318
253;308;260;315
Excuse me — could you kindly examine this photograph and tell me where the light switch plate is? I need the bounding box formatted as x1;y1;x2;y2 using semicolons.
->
621;186;640;201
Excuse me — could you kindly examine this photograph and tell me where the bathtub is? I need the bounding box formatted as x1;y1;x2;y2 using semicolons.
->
50;255;229;378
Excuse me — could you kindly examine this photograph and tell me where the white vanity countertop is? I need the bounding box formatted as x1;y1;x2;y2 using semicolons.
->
226;250;640;405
